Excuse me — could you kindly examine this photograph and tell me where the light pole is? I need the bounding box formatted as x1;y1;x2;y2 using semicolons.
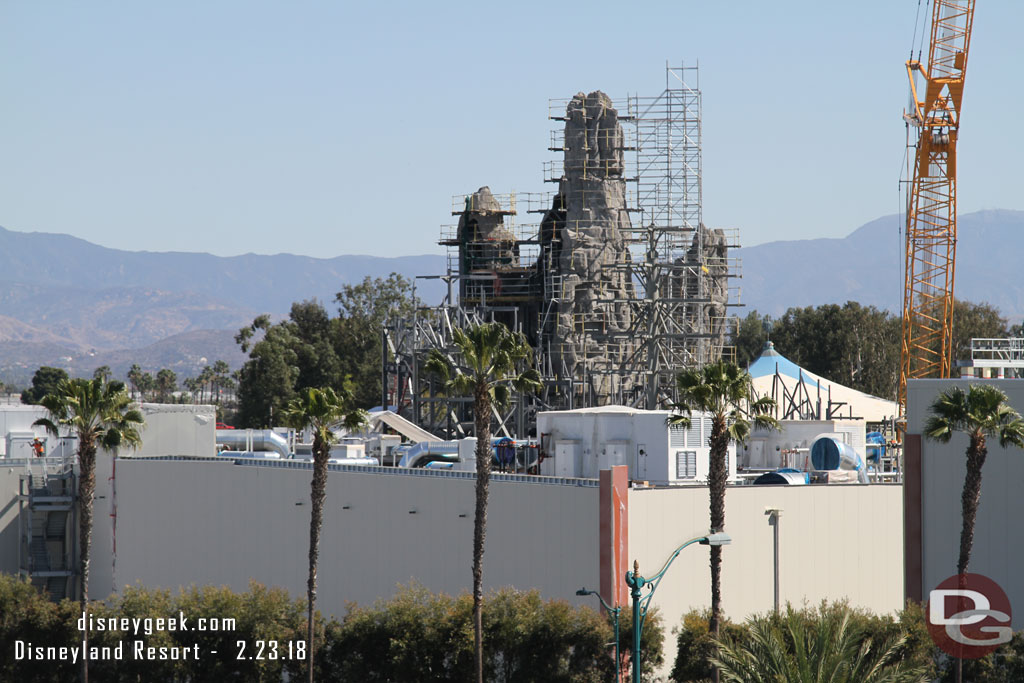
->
624;532;732;683
576;588;621;683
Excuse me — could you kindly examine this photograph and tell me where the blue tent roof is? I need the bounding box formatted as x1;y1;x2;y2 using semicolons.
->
748;341;820;388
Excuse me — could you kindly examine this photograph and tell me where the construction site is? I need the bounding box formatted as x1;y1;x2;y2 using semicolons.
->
8;2;1024;680
384;65;741;439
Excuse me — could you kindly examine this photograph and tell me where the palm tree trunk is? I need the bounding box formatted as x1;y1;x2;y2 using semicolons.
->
958;434;987;576
307;435;329;683
473;383;492;683
954;433;987;683
78;439;97;683
708;416;729;683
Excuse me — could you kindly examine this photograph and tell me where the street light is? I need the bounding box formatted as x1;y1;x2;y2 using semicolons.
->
624;532;732;683
576;588;621;683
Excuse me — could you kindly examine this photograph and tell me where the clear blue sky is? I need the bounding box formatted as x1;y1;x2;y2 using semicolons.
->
1;1;1019;258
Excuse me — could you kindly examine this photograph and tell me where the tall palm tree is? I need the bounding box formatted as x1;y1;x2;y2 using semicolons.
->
33;378;144;683
282;385;367;683
156;368;177;403
668;360;777;682
423;322;541;683
712;605;929;683
924;384;1024;577
212;360;231;403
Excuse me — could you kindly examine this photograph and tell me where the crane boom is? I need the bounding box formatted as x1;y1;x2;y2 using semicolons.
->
898;0;975;418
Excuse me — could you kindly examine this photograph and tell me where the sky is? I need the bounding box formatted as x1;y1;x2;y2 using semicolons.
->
1;1;1020;259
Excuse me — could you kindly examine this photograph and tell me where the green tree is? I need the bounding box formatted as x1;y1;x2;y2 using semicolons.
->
335;273;418;408
423;322;541;683
127;363;144;399
320;584;639;682
730;311;772;369
769;302;901;399
183;376;200;403
32;377;144;683
92;365;112;383
671;610;746;682
156;368;177;403
711;604;929;683
282;386;367;682
668;360;777;682
21;366;69;405
236;314;300;427
211;359;231;403
951;299;1009;364
233;278;417;423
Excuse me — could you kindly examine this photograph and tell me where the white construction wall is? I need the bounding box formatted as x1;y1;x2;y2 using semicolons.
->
132;404;216;457
906;378;1024;629
89;457;601;619
628;484;905;623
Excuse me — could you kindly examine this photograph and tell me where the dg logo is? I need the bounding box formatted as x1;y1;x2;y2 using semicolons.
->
927;573;1013;659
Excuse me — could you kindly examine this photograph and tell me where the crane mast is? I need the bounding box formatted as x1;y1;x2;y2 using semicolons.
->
898;0;975;417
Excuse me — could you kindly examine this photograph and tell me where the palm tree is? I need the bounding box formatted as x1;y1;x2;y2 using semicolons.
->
424;322;541;683
712;605;929;683
282;385;367;683
33;378;144;683
924;383;1024;577
156;368;177;403
127;363;143;399
198;366;215;404
212;360;231;403
92;365;112;383
668;360;777;681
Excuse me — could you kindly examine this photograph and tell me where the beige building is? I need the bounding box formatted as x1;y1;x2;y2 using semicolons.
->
2;404;907;679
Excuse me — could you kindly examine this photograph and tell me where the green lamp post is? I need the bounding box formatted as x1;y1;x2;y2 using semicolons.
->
576;587;622;683
624;532;731;683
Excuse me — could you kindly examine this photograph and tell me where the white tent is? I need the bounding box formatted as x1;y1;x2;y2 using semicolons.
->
748;341;898;424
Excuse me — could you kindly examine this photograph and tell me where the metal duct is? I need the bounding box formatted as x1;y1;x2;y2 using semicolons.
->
216;429;291;459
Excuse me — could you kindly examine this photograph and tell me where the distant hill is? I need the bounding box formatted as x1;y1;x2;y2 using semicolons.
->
2;210;1020;386
736;209;1024;323
0;329;246;387
0;224;447;385
0;225;448;316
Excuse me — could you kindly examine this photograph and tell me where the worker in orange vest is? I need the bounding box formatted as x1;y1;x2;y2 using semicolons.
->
31;437;44;457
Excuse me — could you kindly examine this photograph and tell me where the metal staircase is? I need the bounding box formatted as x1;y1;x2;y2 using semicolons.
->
18;460;76;601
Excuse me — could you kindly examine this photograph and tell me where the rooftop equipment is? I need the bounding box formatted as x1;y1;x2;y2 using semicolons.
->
216;429;290;459
810;436;869;484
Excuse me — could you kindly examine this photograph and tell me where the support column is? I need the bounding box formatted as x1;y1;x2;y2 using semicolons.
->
599;465;629;606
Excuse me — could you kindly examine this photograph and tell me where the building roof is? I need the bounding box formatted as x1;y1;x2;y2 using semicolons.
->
538;405;671;416
748;341;898;422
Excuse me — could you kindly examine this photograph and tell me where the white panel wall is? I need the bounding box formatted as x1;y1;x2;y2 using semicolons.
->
907;378;1024;629
628;484;905;625
0;405;48;456
133;404;216;457
0;462;26;573
91;458;601;620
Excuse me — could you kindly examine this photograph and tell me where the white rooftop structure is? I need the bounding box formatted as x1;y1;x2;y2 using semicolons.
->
748;341;898;424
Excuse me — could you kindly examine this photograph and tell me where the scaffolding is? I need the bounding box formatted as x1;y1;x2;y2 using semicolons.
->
386;65;742;438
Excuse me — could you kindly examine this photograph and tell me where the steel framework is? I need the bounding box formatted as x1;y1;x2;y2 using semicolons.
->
386;65;741;438
898;0;975;415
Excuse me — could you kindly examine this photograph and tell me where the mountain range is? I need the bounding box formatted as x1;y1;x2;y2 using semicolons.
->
1;208;1020;385
736;209;1024;322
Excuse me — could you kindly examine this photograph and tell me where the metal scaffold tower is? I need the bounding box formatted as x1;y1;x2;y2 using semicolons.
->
385;65;741;438
629;64;741;406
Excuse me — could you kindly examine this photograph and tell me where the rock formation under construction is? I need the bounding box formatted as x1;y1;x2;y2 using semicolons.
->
539;91;635;403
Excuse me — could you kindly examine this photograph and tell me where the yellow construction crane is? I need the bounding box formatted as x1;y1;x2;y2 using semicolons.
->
898;0;976;418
